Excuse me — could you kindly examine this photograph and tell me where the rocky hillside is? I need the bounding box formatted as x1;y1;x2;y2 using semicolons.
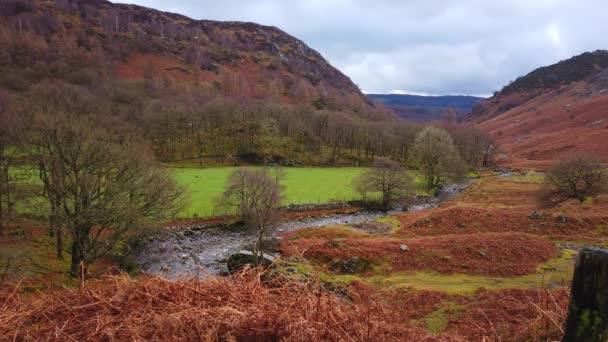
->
369;94;484;122
0;0;410;166
0;0;373;112
469;51;608;169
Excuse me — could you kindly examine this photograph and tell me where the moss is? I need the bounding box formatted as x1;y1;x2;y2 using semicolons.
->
583;197;594;205
465;171;481;179
416;301;463;334
319;249;577;294
376;215;401;231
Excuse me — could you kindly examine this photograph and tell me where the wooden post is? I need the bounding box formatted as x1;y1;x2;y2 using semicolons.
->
563;246;608;341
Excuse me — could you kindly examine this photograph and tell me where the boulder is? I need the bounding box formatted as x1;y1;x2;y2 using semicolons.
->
227;250;276;273
338;256;371;274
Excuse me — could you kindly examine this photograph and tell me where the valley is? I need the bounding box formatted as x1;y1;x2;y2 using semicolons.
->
1;1;608;341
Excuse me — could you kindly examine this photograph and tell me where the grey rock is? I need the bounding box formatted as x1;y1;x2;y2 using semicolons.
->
227;250;276;273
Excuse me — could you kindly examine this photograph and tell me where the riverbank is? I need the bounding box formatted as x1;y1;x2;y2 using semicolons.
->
134;180;472;278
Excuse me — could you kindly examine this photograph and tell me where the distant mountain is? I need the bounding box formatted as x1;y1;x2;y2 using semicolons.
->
468;51;608;170
368;94;485;122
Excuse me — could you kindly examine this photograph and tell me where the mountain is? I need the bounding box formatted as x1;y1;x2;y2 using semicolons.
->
0;0;373;110
368;94;484;122
0;0;407;166
469;51;608;170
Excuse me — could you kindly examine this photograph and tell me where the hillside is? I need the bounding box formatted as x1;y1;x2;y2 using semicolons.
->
0;0;368;106
369;94;484;122
469;51;608;169
0;0;406;165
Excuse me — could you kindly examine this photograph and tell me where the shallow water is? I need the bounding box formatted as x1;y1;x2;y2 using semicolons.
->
135;180;472;279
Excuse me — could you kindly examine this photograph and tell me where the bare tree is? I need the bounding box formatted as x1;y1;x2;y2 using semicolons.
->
0;90;14;235
268;165;287;183
354;158;412;210
22;82;184;277
450;126;497;168
546;154;607;203
410;126;466;190
217;169;283;264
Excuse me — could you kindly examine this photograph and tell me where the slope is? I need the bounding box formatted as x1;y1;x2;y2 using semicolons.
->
469;51;608;169
0;0;371;109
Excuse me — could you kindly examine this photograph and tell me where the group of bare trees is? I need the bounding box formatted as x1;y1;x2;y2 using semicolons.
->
353;125;475;210
16;82;184;277
355;158;413;210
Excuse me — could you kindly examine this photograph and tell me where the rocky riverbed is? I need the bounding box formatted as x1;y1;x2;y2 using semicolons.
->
135;180;472;279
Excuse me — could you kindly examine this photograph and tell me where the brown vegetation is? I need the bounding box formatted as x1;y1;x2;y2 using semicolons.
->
470;52;608;170
0;269;570;341
282;232;557;277
0;270;436;341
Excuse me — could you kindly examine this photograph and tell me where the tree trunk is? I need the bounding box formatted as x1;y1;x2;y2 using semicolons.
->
48;200;55;237
4;169;9;220
0;174;3;235
54;197;63;259
56;225;63;259
70;234;81;277
562;246;608;341
70;230;86;279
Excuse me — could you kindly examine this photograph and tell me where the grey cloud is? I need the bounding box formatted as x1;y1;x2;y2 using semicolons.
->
111;0;608;96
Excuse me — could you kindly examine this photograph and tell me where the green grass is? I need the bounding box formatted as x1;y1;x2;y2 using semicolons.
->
318;249;577;295
173;167;369;218
415;301;464;334
11;165;426;219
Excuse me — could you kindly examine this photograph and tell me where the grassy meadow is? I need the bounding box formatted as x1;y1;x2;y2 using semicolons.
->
173;167;367;218
10;166;427;219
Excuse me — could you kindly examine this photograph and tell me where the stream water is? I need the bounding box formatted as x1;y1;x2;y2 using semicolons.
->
135;180;473;279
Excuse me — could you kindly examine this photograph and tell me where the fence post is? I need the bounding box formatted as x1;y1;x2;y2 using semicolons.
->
562;246;608;341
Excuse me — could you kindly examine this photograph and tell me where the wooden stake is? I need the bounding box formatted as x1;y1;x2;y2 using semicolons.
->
563;246;608;341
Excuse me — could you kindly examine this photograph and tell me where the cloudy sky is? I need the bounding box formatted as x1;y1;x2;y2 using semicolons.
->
112;0;608;96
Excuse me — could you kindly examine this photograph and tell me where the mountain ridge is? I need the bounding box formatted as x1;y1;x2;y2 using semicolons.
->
0;0;375;112
469;51;608;169
368;93;484;122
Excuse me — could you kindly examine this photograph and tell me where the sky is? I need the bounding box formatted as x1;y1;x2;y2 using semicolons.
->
111;0;608;97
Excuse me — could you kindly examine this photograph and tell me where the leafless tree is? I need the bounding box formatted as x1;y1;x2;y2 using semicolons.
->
354;158;413;210
0;90;14;235
217;168;283;264
22;82;184;277
268;165;287;183
546;154;607;203
450;126;497;168
410;126;466;190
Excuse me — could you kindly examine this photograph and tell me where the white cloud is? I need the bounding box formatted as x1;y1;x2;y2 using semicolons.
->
110;0;608;95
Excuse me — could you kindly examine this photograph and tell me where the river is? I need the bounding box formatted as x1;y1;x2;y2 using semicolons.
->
135;180;473;279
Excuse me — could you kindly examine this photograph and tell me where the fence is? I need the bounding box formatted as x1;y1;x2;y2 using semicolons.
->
182;195;365;219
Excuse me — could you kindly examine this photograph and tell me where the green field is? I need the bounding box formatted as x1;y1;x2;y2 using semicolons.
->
173;167;367;218
11;166;426;219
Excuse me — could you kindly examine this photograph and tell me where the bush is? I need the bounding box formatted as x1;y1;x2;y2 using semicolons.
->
545;154;607;203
